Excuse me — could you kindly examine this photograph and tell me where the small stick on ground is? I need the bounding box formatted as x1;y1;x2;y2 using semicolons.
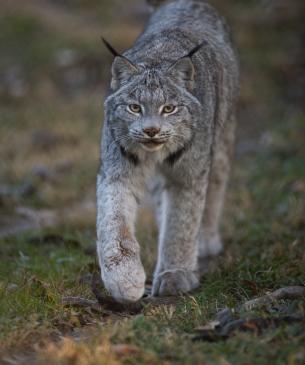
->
193;315;305;342
61;296;103;313
240;285;305;311
193;285;305;342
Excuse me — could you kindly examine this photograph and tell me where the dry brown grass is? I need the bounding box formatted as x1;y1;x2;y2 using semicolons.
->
36;335;168;365
38;337;122;365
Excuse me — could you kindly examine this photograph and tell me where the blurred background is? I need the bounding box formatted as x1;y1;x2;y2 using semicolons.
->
0;0;304;252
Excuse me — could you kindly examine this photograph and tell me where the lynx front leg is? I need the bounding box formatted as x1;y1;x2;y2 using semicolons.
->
96;174;145;303
152;182;208;296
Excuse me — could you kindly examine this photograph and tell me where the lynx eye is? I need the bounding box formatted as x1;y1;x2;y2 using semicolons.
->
161;105;177;114
128;104;142;114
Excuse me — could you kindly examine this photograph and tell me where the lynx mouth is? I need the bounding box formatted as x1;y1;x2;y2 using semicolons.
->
140;140;165;152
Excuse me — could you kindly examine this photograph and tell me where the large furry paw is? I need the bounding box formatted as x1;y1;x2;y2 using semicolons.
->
198;233;223;258
100;246;146;303
152;269;199;297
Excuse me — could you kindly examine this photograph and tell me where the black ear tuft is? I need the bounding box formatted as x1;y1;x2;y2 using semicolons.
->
101;37;139;90
101;37;120;57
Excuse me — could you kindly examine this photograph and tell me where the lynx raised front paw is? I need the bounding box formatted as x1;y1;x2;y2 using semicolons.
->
100;245;146;303
152;269;199;296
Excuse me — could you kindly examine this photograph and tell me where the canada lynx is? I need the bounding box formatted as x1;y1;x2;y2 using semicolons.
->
97;0;239;302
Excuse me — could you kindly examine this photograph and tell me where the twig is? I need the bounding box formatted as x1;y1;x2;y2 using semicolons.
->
61;296;103;313
193;315;305;342
240;286;305;311
193;285;305;342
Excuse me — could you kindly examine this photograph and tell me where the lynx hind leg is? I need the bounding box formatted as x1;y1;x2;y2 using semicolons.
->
198;118;236;260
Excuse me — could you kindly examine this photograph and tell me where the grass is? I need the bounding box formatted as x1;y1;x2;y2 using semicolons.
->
0;0;304;364
1;107;304;365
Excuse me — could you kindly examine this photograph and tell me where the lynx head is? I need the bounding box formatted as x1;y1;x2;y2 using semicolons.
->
103;39;203;156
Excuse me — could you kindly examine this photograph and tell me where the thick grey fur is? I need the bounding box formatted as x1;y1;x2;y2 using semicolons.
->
96;0;239;303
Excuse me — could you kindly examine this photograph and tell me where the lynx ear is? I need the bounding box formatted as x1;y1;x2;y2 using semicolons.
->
166;57;195;89
101;37;138;90
166;42;204;89
111;56;138;90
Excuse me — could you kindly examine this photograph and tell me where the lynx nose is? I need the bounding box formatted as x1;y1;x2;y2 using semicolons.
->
143;127;160;138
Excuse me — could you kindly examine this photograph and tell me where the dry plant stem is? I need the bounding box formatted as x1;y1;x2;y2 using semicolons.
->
193;286;305;342
241;286;305;311
193;315;305;342
61;297;103;313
